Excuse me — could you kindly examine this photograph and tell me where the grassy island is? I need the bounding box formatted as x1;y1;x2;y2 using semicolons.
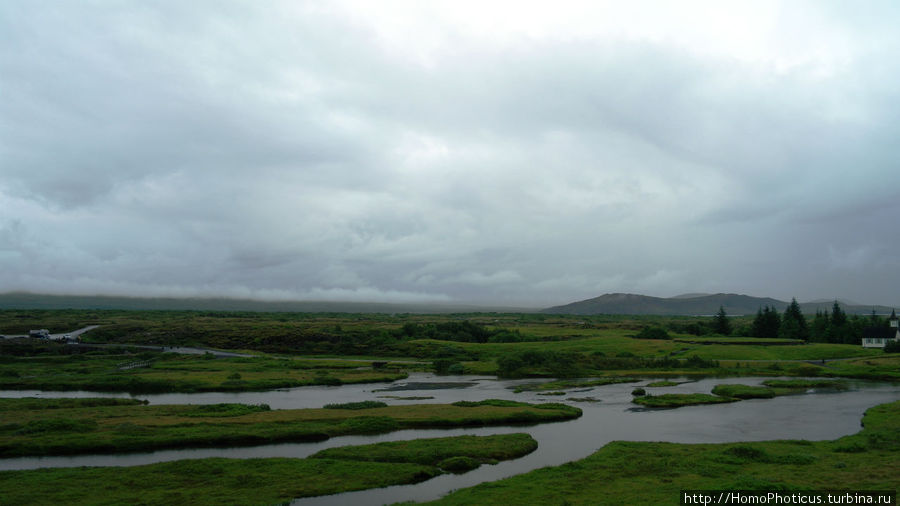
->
0;434;538;505
631;393;738;408
0;398;580;457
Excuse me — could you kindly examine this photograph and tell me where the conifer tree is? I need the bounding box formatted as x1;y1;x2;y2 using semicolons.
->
831;301;847;327
713;306;732;336
752;305;781;338
779;298;809;341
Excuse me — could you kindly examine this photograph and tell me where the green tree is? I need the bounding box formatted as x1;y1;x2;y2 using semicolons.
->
751;305;781;338
830;301;847;327
824;300;847;343
713;306;732;336
779;298;809;341
810;310;829;343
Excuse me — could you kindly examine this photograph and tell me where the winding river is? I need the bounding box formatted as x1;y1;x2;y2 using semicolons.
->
2;374;898;505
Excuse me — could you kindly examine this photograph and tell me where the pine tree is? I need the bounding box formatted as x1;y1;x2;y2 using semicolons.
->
752;305;781;339
779;298;809;341
713;306;732;336
811;310;829;342
831;301;847;327
752;307;765;337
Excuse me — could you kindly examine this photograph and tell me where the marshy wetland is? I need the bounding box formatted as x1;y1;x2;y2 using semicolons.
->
1;310;898;505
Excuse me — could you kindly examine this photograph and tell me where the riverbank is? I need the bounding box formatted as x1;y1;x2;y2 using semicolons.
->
420;400;900;505
0;434;538;505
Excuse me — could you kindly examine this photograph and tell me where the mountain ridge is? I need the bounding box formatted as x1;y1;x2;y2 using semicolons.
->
542;292;896;316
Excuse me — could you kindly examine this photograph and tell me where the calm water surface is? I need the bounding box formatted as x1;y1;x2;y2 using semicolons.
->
1;374;897;505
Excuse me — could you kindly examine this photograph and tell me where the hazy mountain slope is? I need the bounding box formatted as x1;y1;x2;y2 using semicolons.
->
543;293;894;316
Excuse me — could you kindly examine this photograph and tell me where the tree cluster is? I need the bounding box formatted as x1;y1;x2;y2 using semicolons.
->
749;299;886;344
809;302;885;345
751;305;781;338
748;298;811;341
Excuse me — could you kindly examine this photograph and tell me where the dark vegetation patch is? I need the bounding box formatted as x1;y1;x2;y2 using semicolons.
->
182;403;271;417
633;327;671;340
512;377;639;393
374;382;477;392
710;384;776;399
377;396;435;400
323;401;388;410
438;456;481;473
645;380;683;387
0;398;146;411
632;393;738;408
760;379;848;390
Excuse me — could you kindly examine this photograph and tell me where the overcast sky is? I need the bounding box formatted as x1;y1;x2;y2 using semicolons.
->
2;1;899;308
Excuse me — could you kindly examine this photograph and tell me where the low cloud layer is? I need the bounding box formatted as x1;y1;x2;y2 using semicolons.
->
2;1;899;307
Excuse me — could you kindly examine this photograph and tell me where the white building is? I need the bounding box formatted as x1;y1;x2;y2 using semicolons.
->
862;310;899;348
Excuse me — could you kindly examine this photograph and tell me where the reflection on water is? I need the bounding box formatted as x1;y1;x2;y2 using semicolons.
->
1;375;898;505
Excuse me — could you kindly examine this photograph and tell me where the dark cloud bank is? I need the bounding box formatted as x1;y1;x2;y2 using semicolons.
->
1;1;899;307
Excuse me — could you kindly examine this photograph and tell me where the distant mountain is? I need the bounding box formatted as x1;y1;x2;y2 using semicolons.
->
806;298;861;306
0;292;531;314
1;291;891;316
543;293;895;316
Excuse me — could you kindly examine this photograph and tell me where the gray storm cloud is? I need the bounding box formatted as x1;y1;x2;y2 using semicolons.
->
1;1;899;307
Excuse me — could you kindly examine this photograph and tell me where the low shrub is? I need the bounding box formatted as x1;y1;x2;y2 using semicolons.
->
438;456;481;473
15;418;98;435
336;416;399;434
323;401;388;410
452;399;527;408
724;445;768;462
184;403;271;417
447;363;465;375
634;327;670;340
711;384;776;399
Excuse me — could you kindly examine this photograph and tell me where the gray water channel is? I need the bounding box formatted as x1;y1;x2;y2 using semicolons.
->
2;374;898;505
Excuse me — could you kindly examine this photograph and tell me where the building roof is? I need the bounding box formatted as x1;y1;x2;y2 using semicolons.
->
863;327;897;339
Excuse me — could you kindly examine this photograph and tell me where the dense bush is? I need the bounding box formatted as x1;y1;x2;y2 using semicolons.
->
323;401;388;410
634;327;670;340
15;418;98;435
184;403;270;417
497;349;719;378
438;456;481;473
